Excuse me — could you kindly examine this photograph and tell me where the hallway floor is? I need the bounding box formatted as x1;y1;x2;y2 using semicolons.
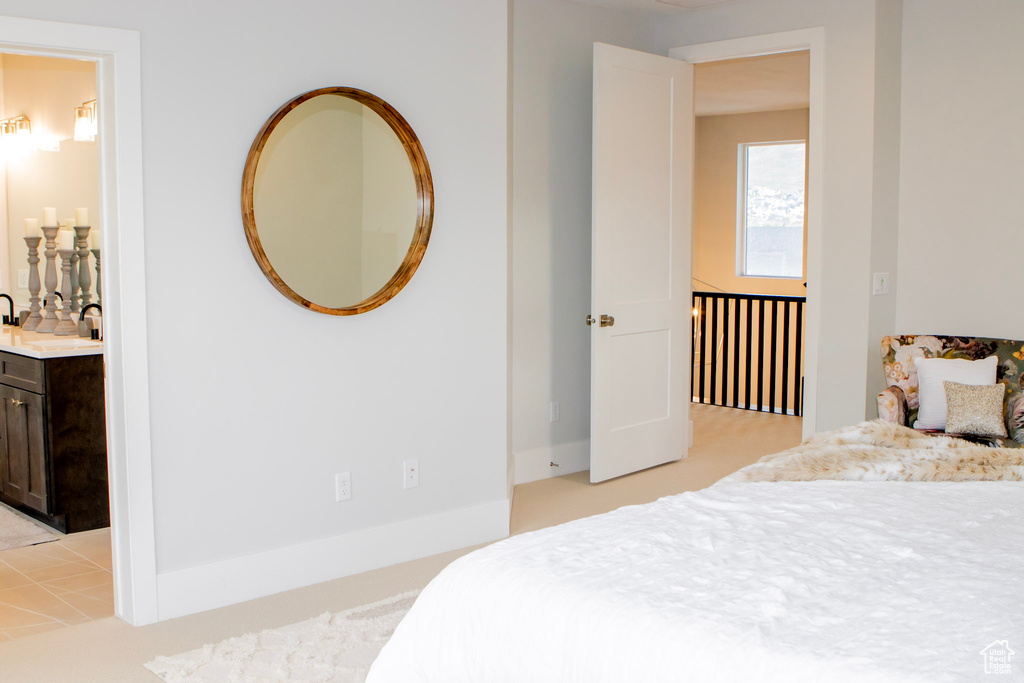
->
0;523;113;642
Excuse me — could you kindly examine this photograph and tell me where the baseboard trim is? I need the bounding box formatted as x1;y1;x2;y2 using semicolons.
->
155;498;510;621
691;399;801;417
514;439;589;484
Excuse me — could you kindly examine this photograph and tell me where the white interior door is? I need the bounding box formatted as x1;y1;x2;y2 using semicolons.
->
589;43;693;483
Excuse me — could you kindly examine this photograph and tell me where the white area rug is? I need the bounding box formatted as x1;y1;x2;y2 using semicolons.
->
145;591;418;683
0;504;57;551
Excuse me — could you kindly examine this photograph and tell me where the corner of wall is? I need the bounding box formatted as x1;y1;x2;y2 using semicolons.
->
864;0;903;418
514;439;589;485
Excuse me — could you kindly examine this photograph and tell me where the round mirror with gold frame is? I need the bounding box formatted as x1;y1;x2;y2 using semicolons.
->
241;87;433;315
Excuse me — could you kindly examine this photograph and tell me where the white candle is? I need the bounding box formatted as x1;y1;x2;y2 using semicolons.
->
23;218;39;238
42;207;57;226
75;208;89;226
90;230;101;250
56;230;75;251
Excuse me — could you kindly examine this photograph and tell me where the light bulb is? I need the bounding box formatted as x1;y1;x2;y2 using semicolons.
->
74;107;95;142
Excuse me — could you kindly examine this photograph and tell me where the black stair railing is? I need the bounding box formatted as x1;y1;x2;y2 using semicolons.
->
691;291;806;416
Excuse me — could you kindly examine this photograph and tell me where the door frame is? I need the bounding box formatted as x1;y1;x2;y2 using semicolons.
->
0;16;158;625
669;28;823;439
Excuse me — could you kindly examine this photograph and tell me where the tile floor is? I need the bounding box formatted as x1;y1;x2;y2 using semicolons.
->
0;517;112;642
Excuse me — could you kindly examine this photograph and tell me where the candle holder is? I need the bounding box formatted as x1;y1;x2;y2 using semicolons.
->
54;249;78;336
36;226;59;333
91;248;101;306
75;226;92;308
69;242;80;321
22;236;43;331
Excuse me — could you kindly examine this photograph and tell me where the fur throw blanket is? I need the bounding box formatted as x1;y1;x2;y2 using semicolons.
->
720;420;1024;483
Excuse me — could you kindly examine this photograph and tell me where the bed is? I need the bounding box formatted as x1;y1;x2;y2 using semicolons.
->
366;422;1024;682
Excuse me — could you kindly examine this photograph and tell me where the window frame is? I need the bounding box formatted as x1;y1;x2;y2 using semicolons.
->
736;139;807;280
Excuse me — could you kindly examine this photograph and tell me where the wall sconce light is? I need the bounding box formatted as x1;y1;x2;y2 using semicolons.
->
74;100;97;142
1;115;31;137
0;115;35;159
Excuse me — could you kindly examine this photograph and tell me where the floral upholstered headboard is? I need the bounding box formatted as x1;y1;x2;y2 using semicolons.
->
880;334;1024;429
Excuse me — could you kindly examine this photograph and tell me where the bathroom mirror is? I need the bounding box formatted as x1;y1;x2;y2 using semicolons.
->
241;87;433;315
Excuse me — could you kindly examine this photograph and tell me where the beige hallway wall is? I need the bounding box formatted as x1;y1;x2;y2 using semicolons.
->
693;108;809;298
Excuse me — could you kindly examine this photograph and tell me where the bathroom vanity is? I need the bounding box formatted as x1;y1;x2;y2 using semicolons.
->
0;328;106;533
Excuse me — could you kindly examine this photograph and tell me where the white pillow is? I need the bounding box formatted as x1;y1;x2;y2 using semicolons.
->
914;355;998;430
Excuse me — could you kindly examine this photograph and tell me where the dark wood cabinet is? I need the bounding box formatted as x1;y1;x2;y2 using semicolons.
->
0;384;48;513
0;350;108;533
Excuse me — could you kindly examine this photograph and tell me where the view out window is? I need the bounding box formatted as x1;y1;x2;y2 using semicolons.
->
738;141;806;278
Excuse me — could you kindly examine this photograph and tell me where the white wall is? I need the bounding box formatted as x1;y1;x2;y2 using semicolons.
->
652;0;889;432
511;0;650;484
0;0;509;619
896;0;1024;339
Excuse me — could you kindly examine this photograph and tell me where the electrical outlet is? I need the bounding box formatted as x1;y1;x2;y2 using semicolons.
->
403;459;419;489
549;401;560;422
335;471;351;502
872;272;889;296
17;270;28;289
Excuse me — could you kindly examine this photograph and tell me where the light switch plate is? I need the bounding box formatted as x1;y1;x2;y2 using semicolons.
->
17;269;28;289
872;272;889;296
403;459;419;489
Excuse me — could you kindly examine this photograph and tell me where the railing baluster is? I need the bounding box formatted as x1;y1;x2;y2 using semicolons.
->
795;299;803;417
732;296;741;409
709;296;718;406
744;298;753;411
756;299;765;412
781;301;790;415
721;297;730;407
769;300;778;413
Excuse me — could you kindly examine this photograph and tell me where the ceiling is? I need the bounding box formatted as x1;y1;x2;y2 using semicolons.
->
694;51;809;116
568;0;749;13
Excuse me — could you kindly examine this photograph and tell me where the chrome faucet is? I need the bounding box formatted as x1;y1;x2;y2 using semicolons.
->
0;293;16;326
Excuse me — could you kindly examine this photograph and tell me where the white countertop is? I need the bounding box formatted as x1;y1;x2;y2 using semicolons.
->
0;326;103;359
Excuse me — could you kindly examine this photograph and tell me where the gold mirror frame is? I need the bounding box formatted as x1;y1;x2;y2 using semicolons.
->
241;87;433;315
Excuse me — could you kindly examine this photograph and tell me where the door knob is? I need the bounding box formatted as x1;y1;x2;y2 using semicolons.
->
586;315;595;326
600;314;615;327
10;398;24;407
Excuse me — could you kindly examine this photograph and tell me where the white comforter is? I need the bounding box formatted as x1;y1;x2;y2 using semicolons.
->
367;481;1024;682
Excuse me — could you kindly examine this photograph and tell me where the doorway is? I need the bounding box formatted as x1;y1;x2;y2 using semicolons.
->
690;51;809;430
0;51;111;640
671;29;824;442
0;16;156;627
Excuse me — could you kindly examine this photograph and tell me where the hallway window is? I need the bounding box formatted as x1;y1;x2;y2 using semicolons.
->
737;141;806;278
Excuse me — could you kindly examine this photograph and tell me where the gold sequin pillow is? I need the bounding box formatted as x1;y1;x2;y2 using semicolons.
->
943;381;1007;437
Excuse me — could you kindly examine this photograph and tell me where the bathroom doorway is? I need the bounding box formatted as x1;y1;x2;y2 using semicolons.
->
0;16;156;628
0;51;112;640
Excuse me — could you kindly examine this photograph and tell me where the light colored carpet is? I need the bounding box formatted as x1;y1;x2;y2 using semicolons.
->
512;404;803;533
145;591;419;683
0;404;800;682
0;503;57;551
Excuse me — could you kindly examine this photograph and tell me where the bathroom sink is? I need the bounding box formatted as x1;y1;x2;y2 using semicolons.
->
25;339;100;349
